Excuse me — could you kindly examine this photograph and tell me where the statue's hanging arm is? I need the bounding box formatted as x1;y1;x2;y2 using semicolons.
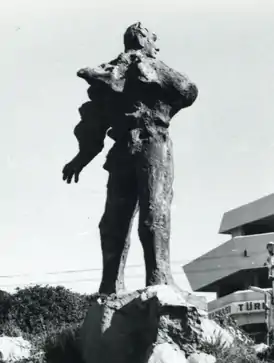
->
62;101;109;184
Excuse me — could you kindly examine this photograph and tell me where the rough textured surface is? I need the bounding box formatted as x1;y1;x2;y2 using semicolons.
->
187;352;216;363
254;343;269;353
80;285;205;363
200;318;234;347
62;22;198;294
0;336;31;362
147;342;187;363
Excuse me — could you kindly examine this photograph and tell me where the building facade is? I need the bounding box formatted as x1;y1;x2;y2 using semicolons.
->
183;193;274;343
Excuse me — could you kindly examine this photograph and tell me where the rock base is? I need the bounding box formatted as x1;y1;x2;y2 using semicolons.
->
79;285;207;363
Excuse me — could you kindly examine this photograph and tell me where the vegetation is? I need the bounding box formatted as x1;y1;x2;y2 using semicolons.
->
199;332;259;363
199;312;271;362
0;285;273;362
0;285;97;363
0;285;96;336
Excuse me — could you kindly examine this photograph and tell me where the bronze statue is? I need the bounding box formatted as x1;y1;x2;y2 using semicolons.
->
62;23;198;295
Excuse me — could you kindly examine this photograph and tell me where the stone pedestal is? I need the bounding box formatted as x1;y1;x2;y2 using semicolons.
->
79;285;207;363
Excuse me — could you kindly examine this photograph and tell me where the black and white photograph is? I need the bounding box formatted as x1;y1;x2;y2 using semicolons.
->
0;0;274;362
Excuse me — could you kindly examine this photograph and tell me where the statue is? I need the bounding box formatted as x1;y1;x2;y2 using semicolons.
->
62;22;198;295
265;242;274;280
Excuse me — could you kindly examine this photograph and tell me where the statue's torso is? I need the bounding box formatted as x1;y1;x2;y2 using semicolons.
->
103;55;182;143
76;51;197;172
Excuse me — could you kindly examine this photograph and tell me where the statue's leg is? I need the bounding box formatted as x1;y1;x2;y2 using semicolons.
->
137;136;174;287
98;170;138;295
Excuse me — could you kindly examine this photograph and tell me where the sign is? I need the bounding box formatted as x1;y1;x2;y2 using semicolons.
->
208;305;232;319
234;300;266;314
208;300;266;319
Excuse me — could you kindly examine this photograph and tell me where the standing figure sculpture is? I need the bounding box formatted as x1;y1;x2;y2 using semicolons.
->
62;23;198;295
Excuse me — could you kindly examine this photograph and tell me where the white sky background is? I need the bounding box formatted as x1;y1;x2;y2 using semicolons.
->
0;0;274;300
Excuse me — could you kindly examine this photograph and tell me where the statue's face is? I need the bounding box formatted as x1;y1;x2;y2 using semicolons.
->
136;23;159;57
124;22;159;57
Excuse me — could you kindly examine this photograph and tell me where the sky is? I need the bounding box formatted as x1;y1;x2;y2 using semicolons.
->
0;0;274;299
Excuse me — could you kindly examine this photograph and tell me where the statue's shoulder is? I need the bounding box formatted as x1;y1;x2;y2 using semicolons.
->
109;52;133;66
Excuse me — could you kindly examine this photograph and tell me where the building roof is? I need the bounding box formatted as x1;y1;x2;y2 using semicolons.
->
219;193;274;235
183;233;273;292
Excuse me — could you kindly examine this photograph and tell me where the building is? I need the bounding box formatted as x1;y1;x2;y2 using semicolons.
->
183;193;274;343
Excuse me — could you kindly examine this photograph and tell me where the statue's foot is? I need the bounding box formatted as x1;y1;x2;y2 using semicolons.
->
146;271;174;287
98;280;127;297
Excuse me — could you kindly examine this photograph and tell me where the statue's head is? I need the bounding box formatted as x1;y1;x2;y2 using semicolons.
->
124;22;159;57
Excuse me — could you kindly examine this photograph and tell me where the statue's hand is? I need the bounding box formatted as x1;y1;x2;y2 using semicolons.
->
62;154;85;184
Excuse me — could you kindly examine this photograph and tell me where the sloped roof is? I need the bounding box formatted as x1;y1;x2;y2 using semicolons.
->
183;233;272;291
219;193;274;234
